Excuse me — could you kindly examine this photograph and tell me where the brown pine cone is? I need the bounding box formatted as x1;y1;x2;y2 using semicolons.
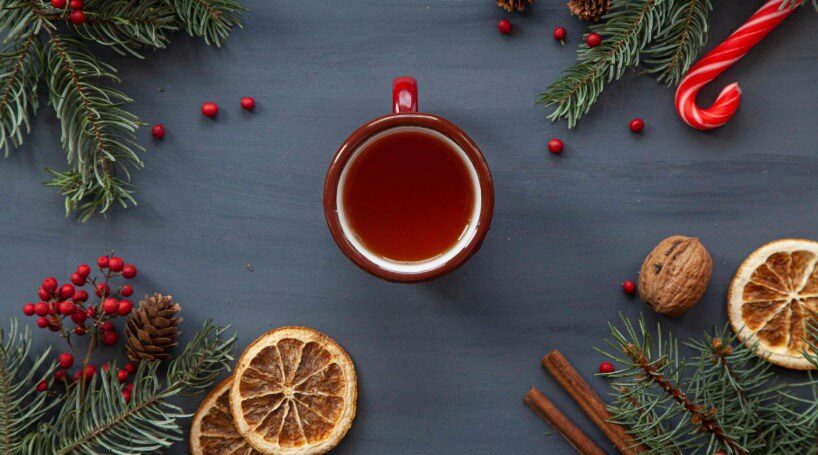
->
567;0;609;21
497;0;533;12
125;293;182;362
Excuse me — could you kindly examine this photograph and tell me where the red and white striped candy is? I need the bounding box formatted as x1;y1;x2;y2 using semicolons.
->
675;0;802;130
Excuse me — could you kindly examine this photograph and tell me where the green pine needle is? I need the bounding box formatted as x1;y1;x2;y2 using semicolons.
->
643;0;712;86
0;35;42;157
168;0;246;47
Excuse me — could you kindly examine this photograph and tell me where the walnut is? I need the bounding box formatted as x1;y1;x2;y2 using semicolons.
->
638;236;713;317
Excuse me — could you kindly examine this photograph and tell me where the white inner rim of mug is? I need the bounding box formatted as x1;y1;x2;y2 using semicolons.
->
336;126;482;275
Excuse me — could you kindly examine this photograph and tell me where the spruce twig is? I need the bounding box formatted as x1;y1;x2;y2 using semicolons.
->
0;35;42;156
168;0;246;47
71;0;179;57
643;0;712;86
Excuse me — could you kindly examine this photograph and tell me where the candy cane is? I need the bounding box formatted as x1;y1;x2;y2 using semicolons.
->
675;0;803;130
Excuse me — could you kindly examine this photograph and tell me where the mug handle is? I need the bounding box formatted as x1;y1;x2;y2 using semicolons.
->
392;77;418;114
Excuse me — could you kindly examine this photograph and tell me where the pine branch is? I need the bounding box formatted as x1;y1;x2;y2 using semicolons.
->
43;34;144;221
28;321;236;454
537;0;668;128
0;0;53;42
168;0;245;47
643;0;712;86
0;320;59;454
0;35;42;157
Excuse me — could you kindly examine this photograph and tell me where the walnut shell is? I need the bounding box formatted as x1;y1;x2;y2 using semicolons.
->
638;236;712;317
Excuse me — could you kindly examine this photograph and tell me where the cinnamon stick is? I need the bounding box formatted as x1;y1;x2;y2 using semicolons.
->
524;387;606;455
542;350;647;455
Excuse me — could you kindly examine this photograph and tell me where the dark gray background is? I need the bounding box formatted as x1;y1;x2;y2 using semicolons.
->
1;1;816;453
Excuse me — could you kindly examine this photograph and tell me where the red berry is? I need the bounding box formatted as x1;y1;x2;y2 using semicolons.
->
51;0;66;7
76;264;91;277
71;308;87;324
58;352;74;369
38;287;50;300
34;302;49;316
547;138;564;154
86;306;96;318
70;273;85;286
117;299;133;316
97;255;109;268
553;27;566;41
123;382;134;392
72;369;82;382
74;326;87;336
58;300;76;316
622;280;637;295
47;318;60;332
100;321;114;332
201;102;219;118
73;289;89;302
240;96;256;110
101;363;110;372
102;298;119;315
42;277;58;293
96;283;110;297
120;285;133;297
23;302;36;316
37;380;48;392
102;331;119;346
124;362;137;375
629;117;645;133
121;264;137;279
36;317;49;328
108;257;124;272
55;369;66;381
151;124;165;140
497;18;512;35
117;370;129;382
59;283;75;300
69;9;85;24
586;32;602;47
599;361;615;373
68;0;81;8
122;389;132;403
83;364;97;378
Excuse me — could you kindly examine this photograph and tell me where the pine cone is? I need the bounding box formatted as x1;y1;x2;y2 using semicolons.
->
125;293;182;362
497;0;533;12
567;0;609;21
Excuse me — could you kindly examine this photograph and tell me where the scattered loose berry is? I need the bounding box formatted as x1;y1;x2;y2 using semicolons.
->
151;124;165;140
58;300;76;316
122;389;132;403
241;97;256;110
117;369;129;382
23;302;36;316
42;277;58;293
68;0;81;8
599;361;615;373
73;289;89;302
55;369;67;381
51;0;66;7
586;32;602;47
74;326;87;335
96;283;110;297
69;9;85;25
622;280;637;295
498;18;512;35
108;256;124;272
547;138;564;154
117;299;133;316
553;26;566;42
201;102;219;118
34;302;50;316
121;264;137;279
120;285;133;297
37;317;49;328
37;380;48;392
38;287;50;300
629;117;645;133
70;273;85;286
58;352;74;369
97;255;109;268
59;283;75;300
100;321;114;332
71;308;87;324
102;331;119;346
76;264;91;277
102;298;119;315
124;362;137;375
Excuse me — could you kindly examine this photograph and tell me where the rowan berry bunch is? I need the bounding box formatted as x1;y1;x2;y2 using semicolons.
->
21;253;139;398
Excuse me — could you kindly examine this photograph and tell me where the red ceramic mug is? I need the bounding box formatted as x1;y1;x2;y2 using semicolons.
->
323;77;494;282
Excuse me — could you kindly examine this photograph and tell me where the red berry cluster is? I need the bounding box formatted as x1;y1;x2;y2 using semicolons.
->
51;0;85;24
42;356;137;401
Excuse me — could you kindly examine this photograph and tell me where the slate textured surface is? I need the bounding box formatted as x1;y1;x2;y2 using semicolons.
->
0;1;816;453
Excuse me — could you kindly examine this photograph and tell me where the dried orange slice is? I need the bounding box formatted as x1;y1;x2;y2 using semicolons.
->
190;377;262;455
229;327;357;454
728;239;818;370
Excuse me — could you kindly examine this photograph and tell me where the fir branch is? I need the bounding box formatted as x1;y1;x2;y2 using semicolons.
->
537;0;668;128
0;35;42;156
28;321;236;454
168;0;245;47
643;0;712;86
71;0;179;58
0;320;59;454
0;0;53;42
43;34;143;221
